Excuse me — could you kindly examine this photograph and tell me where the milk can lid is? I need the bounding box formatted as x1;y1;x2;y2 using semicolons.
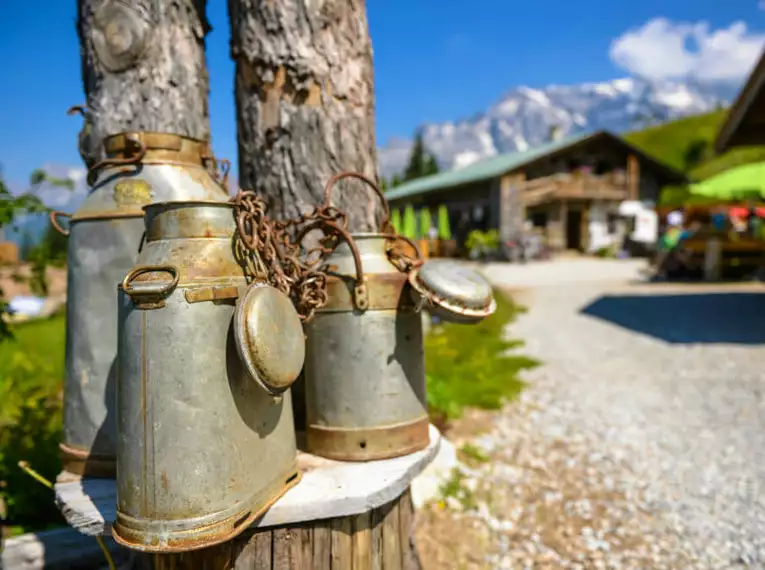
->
234;282;305;395
408;261;496;323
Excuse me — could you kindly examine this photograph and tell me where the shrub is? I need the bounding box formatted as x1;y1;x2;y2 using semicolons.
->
465;230;500;259
0;314;66;534
425;290;539;426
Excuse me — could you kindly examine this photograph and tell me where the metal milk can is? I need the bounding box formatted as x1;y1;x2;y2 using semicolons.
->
54;131;229;477
304;173;496;461
113;201;304;553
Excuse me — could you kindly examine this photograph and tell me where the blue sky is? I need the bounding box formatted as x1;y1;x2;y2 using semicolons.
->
1;1;763;195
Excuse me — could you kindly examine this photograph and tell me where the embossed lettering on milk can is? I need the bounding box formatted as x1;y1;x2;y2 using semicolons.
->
53;132;230;477
304;173;496;461
113;201;303;553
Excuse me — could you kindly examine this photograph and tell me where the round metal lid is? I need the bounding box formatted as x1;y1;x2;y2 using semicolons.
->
409;261;496;320
234;282;305;395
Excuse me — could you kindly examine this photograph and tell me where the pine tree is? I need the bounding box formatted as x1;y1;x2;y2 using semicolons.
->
404;131;427;182
391;174;402;187
425;154;439;176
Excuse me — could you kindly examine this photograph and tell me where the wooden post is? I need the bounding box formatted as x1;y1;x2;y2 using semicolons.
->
499;173;526;244
627;154;640;201
560;200;568;251
704;237;722;281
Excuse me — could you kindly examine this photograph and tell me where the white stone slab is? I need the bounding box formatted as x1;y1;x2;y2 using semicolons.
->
410;436;459;509
55;425;441;537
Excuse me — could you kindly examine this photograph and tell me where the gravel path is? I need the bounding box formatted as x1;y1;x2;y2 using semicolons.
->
419;260;765;570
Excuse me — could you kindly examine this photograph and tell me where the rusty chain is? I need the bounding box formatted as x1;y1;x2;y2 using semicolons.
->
230;190;349;323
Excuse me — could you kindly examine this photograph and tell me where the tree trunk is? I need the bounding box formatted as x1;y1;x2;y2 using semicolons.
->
229;0;382;232
76;0;212;167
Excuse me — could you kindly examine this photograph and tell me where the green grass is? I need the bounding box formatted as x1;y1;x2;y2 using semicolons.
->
458;443;489;466
0;313;66;535
624;110;765;203
425;290;539;425
438;467;477;511
625;110;729;173
0;314;65;391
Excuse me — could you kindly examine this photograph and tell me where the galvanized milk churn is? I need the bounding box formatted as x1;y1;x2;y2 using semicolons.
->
304;173;496;461
113;201;304;553
54;131;230;477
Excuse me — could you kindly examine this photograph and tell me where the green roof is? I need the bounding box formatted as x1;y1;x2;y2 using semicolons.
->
384;132;593;202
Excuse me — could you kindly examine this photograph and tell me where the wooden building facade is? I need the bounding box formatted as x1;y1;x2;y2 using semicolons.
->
385;131;685;253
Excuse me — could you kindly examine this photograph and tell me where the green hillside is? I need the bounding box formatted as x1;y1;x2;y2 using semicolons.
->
624;109;765;184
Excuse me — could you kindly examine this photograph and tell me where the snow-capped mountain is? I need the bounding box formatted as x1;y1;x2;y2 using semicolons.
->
378;77;731;178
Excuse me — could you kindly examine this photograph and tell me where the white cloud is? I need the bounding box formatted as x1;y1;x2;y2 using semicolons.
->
67;168;86;184
610;18;765;85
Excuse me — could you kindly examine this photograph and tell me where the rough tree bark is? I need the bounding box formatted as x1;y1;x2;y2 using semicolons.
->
228;0;383;232
76;0;212;166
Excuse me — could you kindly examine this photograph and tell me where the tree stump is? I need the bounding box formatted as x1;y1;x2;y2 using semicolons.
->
149;490;420;570
76;0;212;166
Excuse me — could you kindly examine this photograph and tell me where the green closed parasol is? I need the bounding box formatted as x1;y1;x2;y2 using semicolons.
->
688;162;765;203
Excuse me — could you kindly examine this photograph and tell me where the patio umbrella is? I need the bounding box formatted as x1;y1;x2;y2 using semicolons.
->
402;205;417;240
437;205;452;240
390;209;402;234
688;161;765;203
728;206;765;217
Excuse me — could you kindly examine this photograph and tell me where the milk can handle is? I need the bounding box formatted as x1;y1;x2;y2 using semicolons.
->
122;265;180;299
87;133;147;186
296;219;369;311
49;211;71;237
322;172;391;232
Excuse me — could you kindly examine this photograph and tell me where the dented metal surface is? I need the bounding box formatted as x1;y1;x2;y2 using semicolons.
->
304;234;430;461
61;132;229;477
113;201;299;553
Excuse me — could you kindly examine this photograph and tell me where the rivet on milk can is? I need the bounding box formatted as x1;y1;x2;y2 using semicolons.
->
53;123;230;478
113;201;303;553
304;172;497;462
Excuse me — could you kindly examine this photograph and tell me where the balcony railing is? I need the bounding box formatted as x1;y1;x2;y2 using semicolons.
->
520;172;630;207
